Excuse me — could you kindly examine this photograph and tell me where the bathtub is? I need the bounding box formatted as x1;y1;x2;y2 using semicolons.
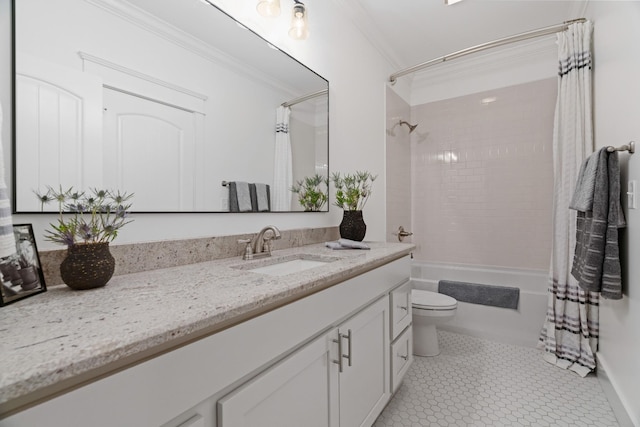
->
411;261;548;348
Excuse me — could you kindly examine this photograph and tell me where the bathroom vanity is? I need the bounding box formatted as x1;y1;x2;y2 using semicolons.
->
0;242;413;427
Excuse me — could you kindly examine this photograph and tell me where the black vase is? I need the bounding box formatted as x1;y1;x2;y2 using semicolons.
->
339;210;367;242
60;242;115;290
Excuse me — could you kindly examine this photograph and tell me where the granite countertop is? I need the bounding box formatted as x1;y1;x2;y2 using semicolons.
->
0;241;413;415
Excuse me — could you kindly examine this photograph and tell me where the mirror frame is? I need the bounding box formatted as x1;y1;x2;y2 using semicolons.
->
10;0;329;214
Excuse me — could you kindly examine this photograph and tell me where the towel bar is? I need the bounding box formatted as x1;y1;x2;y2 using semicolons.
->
606;141;635;154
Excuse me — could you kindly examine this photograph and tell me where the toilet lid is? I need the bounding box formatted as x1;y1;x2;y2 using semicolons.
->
412;289;457;310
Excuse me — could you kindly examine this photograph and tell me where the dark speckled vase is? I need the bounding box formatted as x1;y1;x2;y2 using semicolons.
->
339;210;367;242
60;242;115;290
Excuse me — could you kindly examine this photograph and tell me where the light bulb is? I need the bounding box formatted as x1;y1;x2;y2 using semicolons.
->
288;3;309;40
257;0;281;18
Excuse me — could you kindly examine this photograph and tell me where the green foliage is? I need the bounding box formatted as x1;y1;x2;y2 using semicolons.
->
290;174;329;212
331;171;377;211
34;186;133;246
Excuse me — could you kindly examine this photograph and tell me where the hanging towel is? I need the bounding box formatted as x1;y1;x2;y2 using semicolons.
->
228;181;253;212
251;183;271;212
570;147;626;299
569;152;599;211
272;106;292;211
0;103;16;258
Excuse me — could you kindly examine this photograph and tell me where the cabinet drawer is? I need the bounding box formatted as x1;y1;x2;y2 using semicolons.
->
390;325;413;393
390;280;412;340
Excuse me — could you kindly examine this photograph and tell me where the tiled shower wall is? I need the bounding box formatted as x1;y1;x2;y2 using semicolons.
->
385;87;412;243
410;78;557;270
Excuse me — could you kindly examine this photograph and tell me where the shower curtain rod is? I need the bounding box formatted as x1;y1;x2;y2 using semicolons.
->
281;89;328;107
389;18;587;84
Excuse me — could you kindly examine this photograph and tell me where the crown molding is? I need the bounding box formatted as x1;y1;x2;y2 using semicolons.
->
328;0;404;71
83;0;301;98
569;0;589;20
411;36;558;94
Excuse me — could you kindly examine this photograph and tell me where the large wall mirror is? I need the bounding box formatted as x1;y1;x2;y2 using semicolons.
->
13;0;329;213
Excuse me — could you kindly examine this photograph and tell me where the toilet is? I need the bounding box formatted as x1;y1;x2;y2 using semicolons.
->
412;289;458;356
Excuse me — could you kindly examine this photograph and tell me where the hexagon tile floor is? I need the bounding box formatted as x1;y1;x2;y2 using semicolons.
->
374;331;620;427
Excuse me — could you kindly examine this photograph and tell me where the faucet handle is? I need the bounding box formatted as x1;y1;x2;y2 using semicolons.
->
262;236;274;254
238;239;253;260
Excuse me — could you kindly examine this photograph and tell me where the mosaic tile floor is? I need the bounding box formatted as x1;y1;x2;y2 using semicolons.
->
374;331;620;427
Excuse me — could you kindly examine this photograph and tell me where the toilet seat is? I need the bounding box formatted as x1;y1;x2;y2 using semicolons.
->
412;289;457;310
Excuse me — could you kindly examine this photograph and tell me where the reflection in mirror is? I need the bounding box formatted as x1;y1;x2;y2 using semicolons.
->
13;0;328;213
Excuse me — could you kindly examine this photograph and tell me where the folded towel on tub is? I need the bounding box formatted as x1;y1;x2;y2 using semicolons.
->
438;280;519;309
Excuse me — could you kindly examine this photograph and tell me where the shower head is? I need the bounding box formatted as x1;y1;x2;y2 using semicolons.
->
398;120;418;133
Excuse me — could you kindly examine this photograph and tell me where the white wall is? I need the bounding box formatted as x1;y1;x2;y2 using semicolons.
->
0;0;393;250
586;2;640;425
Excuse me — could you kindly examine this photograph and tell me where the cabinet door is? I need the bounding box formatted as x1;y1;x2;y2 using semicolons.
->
338;296;390;427
217;330;339;427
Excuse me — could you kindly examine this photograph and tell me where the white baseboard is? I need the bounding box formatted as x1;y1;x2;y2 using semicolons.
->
596;353;637;427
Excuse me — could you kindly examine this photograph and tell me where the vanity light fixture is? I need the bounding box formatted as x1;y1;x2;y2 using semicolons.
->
289;0;309;40
445;0;464;4
257;0;281;18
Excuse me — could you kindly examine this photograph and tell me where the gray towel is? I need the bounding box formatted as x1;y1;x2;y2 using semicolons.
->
571;148;626;299
439;280;519;309
252;183;270;212
325;239;370;250
569;152;599;212
338;238;370;249
229;182;252;212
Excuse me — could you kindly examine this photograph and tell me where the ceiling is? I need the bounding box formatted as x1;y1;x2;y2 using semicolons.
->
339;0;588;73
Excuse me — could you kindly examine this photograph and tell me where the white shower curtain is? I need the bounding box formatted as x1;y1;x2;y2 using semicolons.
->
0;103;16;258
538;21;599;377
272;106;292;211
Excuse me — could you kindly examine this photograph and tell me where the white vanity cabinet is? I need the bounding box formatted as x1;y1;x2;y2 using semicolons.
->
218;296;390;427
3;256;410;427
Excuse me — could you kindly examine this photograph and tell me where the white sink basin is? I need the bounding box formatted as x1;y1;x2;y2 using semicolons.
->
247;259;329;276
232;254;340;277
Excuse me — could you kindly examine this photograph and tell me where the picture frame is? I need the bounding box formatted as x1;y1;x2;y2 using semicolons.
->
0;224;46;306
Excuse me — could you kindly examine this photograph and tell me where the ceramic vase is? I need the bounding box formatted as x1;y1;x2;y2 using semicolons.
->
339;210;367;242
60;242;115;290
18;266;39;290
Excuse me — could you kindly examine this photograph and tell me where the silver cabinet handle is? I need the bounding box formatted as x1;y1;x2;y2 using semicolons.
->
332;334;344;373
397;305;408;311
398;353;408;361
342;329;352;367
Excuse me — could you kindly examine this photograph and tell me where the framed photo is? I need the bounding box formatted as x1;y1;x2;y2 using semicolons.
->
0;224;46;306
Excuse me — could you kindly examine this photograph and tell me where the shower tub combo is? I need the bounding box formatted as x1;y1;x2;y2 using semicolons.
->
411;261;548;348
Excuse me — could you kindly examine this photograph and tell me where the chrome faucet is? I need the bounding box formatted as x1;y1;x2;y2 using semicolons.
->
239;225;281;260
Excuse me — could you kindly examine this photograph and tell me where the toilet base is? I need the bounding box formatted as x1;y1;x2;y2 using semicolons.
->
412;322;440;357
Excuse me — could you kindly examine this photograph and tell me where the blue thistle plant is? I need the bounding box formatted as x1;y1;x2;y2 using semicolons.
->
35;187;133;246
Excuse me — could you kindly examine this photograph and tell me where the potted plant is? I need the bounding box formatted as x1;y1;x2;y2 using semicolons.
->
17;252;39;291
331;171;377;241
290;174;329;212
35;187;133;290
